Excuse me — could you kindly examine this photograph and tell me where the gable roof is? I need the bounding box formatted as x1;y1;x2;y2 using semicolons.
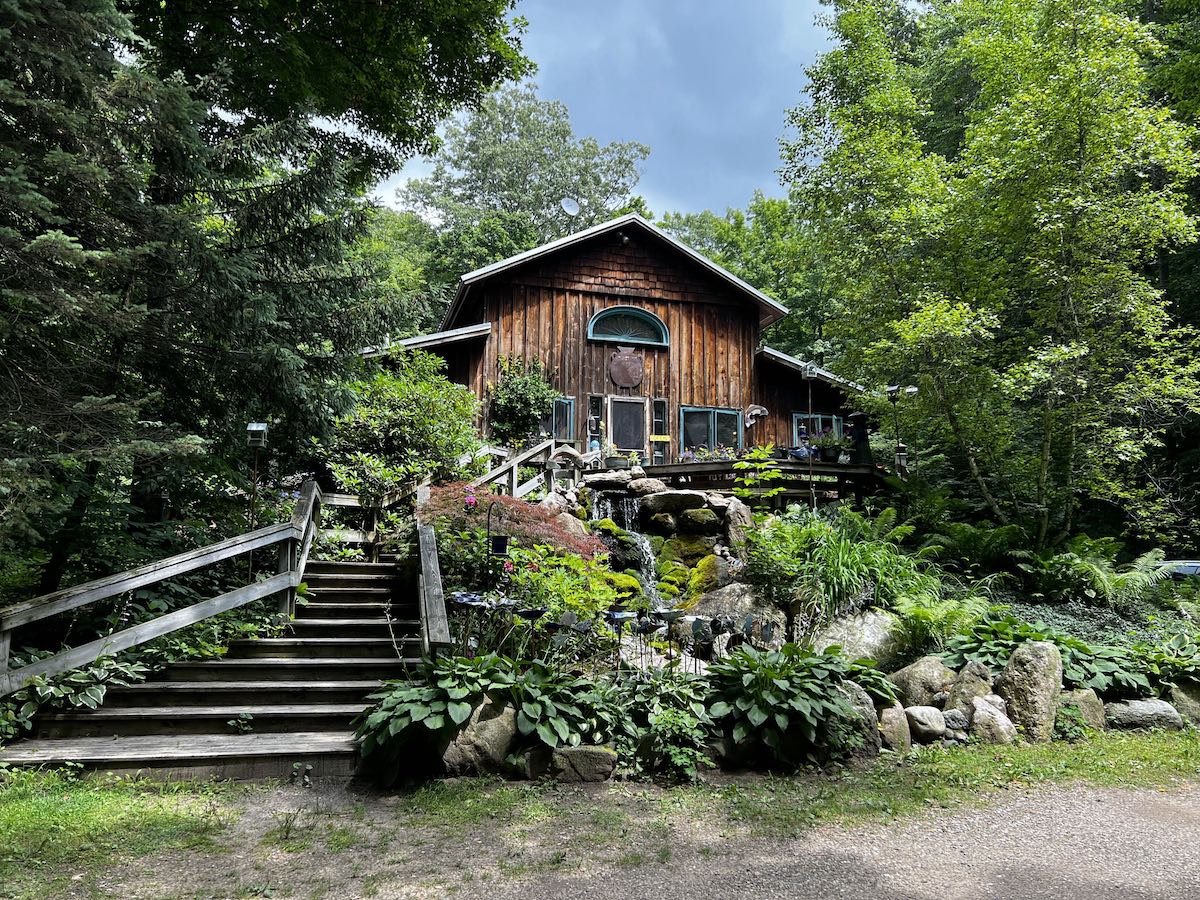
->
758;345;866;392
360;322;491;359
442;213;789;330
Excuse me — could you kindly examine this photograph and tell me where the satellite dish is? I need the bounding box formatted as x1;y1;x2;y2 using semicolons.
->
560;197;581;217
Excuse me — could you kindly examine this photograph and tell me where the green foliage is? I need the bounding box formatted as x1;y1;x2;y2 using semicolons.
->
486;356;560;449
320;351;481;501
1053;704;1092;743
780;0;1200;545
1016;541;1171;609
732;445;785;507
1132;630;1200;693
606;668;713;781
919;521;1028;577
942;613;1152;698
742;505;984;647
706;645;862;766
504;544;631;619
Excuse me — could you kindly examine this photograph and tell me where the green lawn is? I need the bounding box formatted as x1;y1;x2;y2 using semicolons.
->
2;730;1198;898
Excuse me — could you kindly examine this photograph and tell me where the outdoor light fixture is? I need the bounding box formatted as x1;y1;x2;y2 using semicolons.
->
887;385;919;478
246;422;269;448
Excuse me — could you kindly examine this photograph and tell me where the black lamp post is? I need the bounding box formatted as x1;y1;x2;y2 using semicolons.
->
886;386;917;479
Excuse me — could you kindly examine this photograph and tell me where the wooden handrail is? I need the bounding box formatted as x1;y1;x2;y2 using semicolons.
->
0;521;297;633
0;480;325;698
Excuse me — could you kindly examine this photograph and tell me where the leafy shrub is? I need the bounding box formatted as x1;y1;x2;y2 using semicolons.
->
706;645;864;765
1016;539;1170;609
607;668;713;781
1132;630;1200;694
919;521;1027;576
487;355;559;448
743;505;986;647
504;544;634;619
942;613;1151;698
425;482;605;559
320;350;481;501
1;655;148;743
356;655;619;768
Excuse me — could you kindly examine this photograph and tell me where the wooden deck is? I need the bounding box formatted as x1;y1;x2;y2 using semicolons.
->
641;459;890;504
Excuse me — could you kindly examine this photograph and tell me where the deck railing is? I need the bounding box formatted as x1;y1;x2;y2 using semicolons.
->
470;437;586;498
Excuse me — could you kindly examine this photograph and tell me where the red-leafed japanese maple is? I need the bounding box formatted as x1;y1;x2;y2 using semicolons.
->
422;482;605;559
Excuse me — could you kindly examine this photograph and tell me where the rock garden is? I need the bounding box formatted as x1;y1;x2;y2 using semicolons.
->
356;463;1200;786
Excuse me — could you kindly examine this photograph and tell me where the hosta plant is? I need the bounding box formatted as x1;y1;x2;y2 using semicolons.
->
706;645;862;765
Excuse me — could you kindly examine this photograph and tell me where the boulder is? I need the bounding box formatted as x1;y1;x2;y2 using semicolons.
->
1104;698;1185;732
679;507;721;534
1058;688;1106;732
582;469;632;489
629;465;646;479
551;745;618;782
628;477;669;496
539;492;571;516
904;706;946;743
942;708;969;731
687;583;785;648
660;533;718;567
554;512;589;538
706;493;732;513
812;610;904;668
1169;682;1200;726
888;656;956;707
878;702;912;752
685;554;721;599
646;512;677;535
980;693;1007;713
441;699;518;775
944;661;994;717
641;490;708;517
996;641;1062;743
839;681;882;761
724;497;753;551
969;696;1017;744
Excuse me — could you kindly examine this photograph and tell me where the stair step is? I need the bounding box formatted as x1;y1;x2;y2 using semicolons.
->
304;586;394;600
166;658;419;681
106;680;383;707
0;732;359;779
304;573;399;589
298;602;411;619
288;619;417;638
226;638;418;659
34;704;369;738
305;560;397;574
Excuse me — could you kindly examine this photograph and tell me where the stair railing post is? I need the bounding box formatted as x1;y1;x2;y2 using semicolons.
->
0;628;10;675
276;537;297;619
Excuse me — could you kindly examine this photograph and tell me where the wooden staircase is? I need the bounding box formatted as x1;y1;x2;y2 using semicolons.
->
0;557;419;779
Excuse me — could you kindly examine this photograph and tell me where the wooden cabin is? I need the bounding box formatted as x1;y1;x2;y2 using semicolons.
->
369;214;862;465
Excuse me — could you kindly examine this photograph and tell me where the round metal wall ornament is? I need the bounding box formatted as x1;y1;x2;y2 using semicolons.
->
609;346;644;388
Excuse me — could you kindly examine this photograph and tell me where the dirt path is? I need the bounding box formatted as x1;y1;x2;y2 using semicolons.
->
71;779;1200;899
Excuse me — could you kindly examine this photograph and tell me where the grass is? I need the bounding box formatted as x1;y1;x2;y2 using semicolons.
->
1;731;1197;896
710;729;1200;837
0;765;238;899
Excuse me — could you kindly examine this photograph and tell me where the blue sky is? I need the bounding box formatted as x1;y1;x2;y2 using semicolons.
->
374;0;831;217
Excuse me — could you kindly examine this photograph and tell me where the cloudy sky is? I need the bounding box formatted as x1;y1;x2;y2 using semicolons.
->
374;0;831;218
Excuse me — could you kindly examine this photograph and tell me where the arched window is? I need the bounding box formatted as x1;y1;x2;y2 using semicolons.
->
587;306;669;348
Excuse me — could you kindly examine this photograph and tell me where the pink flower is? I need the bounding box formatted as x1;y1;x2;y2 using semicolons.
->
464;495;478;509
503;559;515;573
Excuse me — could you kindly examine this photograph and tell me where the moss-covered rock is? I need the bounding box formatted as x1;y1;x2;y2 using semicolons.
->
646;512;677;535
591;517;640;572
660;534;717;568
678;507;720;534
649;535;665;555
656;558;690;591
603;571;643;604
685;554;720;601
656;581;681;599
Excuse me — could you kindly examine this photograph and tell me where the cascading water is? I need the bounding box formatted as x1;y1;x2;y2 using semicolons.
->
590;490;665;610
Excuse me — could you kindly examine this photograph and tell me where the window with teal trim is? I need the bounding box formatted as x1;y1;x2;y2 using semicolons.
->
681;407;742;452
587;306;668;348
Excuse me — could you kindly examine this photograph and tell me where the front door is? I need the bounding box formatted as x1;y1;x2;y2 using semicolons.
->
607;396;648;459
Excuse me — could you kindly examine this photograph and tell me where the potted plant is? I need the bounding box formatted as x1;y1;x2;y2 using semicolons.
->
600;424;628;469
813;434;848;463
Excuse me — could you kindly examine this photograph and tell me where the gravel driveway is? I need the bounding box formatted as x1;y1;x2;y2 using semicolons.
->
488;783;1200;900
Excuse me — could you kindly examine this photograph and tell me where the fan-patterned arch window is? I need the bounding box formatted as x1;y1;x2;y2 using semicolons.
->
587;306;669;348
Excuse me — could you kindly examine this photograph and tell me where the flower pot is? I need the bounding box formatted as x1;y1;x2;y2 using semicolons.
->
605;456;630;469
